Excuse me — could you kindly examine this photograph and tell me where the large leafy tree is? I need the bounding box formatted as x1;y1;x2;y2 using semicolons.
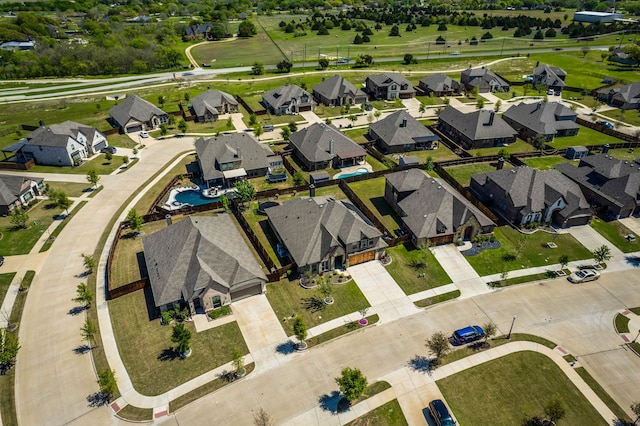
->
234;180;256;207
335;367;367;401
127;208;143;235
592;244;612;264
238;21;257;37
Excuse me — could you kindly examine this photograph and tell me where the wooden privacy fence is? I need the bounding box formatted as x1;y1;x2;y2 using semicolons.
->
577;117;638;143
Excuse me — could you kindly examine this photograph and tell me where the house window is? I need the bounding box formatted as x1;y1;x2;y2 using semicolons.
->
321;260;330;271
368;239;374;247
220;162;234;171
360;238;368;249
212;295;222;308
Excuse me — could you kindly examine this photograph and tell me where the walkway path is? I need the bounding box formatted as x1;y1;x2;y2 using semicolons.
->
431;244;489;298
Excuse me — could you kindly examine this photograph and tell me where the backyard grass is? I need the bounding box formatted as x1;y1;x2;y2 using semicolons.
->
575;367;631;423
242;203;284;268
615;313;630;334
600;109;640;128
39;200;88;252
445;161;512;187
46;181;93;198
397;144;459;163
0;272;16;307
467;138;534;157
606;148;640;162
343;127;369;143
315;104;348;119
249;172;294;193
307;314;379;348
28;154;125;175
385;244;451;296
438;351;606;426
345;399;408;426
590;217;640;253
365;154;389;172
109;288;249;396
348;177;402;233
547;126;624;149
464;226;592;276
265;278;370;337
523;155;573;170
0;200;64;255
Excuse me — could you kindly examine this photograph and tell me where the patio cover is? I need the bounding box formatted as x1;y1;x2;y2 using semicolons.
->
223;168;247;179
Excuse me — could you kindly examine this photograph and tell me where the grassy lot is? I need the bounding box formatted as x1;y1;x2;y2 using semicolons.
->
239;105;303;128
600;109;640;127
366;154;389;172
265;278;370;337
249;172;294;193
438;351;606;426
465;226;592;276
40;200;88;252
106;133;138;148
343;127;369;143
314;105;346;118
46;181;93;198
345;399;408;426
307;314;379;348
396;144;459;163
110;220;169;289
590;217;640;253
109;288;249;396
445;162;512;187
615;313;630;333
523;155;573;170
348;177;402;233
28;154;125;175
242;202;284;268
414;290;460;308
0;272;16;306
385;244;451;295
547;126;624;149
468;139;535;157
0;201;64;255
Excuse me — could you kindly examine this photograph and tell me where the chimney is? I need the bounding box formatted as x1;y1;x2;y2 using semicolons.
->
236;147;241;158
602;144;610;154
165;214;172;226
309;184;316;198
39;120;45;127
329;139;334;155
497;157;505;170
400;118;407;128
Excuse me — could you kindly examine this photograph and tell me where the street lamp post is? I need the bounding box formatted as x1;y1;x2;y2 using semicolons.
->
507;315;517;340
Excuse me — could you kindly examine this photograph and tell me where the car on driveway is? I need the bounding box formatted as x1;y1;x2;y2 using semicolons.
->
101;146;117;154
428;399;456;426
568;269;600;283
451;325;484;345
139;130;149;138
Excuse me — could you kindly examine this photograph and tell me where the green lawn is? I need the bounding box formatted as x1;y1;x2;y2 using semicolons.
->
307;314;379;347
0;201;64;255
615;313;630;334
46;181;93;198
399;144;459;163
438;351;606;426
445;162;512;188
345;399;408;426
385;244;451;295
606;148;640;162
314;104;346;119
465;226;592;276
28;154;125;175
413;290;460;308
343;127;369;143
467;139;535;157
600;109;640;127
523;155;573;170
39;200;88;252
0;273;16;307
547;126;624;149
590;218;640;253
242;203;285;268
348;177;402;233
366;154;389;172
109;288;249;396
265;279;370;337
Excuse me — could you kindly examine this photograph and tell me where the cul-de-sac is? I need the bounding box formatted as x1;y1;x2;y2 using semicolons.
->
0;2;640;425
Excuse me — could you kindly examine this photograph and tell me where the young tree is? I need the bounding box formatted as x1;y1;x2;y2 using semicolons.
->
288;121;298;132
81;318;98;348
249;113;258;126
293;171;305;186
494;99;502;112
220;194;229;212
292;317;307;348
424;156;435;172
419;103;426;117
171;322;192;357
254;125;264;140
374;110;381;121
319;275;333;304
497;148;510;159
276;60;292;73
335;367;368;402
592;244;612;265
226;116;233;129
231;347;245;375
483;322;497;342
122;155;130;167
425;331;450;362
81;254;96;273
403;53;414;65
158;95;166;107
73;282;94;307
55;192;72;215
476;97;485;109
127;208;143;236
97;369;117;399
178;119;188;134
160;124;168;136
543;398;566;423
86;169;100;188
559;254;569;270
10;209;29;229
0;329;20;373
281;126;291;141
581;46;590;57
251;62;264;75
234;180;256;207
318;58;329;70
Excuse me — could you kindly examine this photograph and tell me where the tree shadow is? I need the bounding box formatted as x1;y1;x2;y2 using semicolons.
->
275;340;296;355
625;255;640;267
68;305;88;316
217;369;239;383
318;390;342;414
408;354;433;373
302;296;326;313
158;348;179;362
86;392;110;407
74;344;91;355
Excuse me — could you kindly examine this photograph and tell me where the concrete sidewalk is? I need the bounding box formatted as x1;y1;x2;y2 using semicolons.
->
431;245;489;298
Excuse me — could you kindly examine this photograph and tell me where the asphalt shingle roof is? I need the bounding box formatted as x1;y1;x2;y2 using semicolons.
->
190;90;237;118
262;84;312;109
419;73;461;93
533;64;567;88
109;95;167;127
289;122;365;164
502;101;579;135
438;106;517;141
0;174;42;206
369;110;439;147
312;75;365;101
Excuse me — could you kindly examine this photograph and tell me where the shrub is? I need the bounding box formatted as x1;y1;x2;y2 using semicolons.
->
221;306;231;315
209;309;222;320
503;253;517;261
161;310;174;325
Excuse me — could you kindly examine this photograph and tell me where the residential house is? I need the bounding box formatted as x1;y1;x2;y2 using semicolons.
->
0;41;35;51
20;121;108;166
502;101;580;142
597;82;640;110
109;95;169;133
195;133;281;188
262;84;314;115
385;169;495;247
365;73;416;99
608;48;637;66
438;106;517;150
470;166;593;227
460;68;510;93
312;75;367;107
190;90;238;122
143;215;267;314
0;174;44;215
556;154;640;218
289;122;366;171
418;73;461;97
265;196;387;274
369;110;440;154
185;23;213;40
532;64;567;91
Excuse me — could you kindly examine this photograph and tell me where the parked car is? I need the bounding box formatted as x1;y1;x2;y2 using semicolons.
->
101;146;117;154
568;269;600;283
450;51;460;55
262;124;275;132
596;120;614;129
547;89;554;95
428;399;456;426
451;325;485;345
139;130;149;138
554;90;562;96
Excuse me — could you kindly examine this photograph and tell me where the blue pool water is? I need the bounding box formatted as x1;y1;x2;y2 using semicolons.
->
338;168;369;179
175;189;220;206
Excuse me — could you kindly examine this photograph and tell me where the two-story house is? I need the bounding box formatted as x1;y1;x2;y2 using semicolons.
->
262;84;314;115
365;73;415;100
502;101;580;142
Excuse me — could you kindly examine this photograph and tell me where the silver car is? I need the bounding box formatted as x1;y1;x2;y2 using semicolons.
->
568;269;600;283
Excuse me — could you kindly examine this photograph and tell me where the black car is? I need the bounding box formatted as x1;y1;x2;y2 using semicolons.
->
429;399;456;426
101;146;117;154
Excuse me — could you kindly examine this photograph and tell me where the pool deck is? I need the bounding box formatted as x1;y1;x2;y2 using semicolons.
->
332;162;373;179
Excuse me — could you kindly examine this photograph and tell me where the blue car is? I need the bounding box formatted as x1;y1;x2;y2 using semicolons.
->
452;325;485;345
429;399;456;426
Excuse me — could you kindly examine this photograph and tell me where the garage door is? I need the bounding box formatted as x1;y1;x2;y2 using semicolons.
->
126;125;142;133
230;284;263;301
349;250;375;266
94;141;107;153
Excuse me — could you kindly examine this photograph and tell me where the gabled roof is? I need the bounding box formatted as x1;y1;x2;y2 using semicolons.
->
472;166;590;217
143;215;266;307
195;133;274;181
370;110;439;147
0;174;42;206
312;74;365;100
502;101;579;135
609;82;640;104
24;121;103;148
109;95;167;127
533;64;567;87
289;122;365;164
438;106;517;141
262;84;311;109
419;73;461;93
387;169;494;239
265;197;386;267
460;68;509;88
191;90;237;117
367;72;413;89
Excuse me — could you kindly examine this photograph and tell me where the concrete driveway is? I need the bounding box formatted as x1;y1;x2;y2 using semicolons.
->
431;245;489;297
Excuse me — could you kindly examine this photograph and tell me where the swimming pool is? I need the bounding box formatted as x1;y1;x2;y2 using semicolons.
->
338;168;369;179
175;189;220;206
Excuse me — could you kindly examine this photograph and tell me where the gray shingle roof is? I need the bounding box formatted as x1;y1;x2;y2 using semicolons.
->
195;133;275;182
502;101;579;136
265;197;386;267
0;174;42;206
312;74;365;101
388;169;494;239
190;90;237;118
418;73;461;93
143;215;267;307
369;110;439;147
609;82;640;105
109;95;167;127
533;64;567;88
289;122;365;164
24;121;103;148
460;68;509;89
262;84;312;109
367;73;413;89
438;106;517;141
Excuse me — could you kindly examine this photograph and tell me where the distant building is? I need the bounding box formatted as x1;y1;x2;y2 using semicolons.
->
608;48;637;66
460;68;510;93
262;85;314;115
573;11;624;23
0;41;35;51
566;146;589;160
365;73;416;99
